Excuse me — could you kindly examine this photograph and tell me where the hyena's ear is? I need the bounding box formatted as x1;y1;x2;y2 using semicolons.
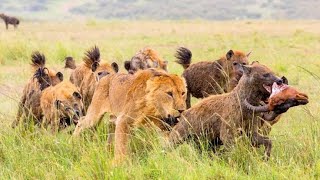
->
64;57;76;69
55;100;62;109
124;61;131;71
73;92;82;100
111;62;119;73
281;76;289;85
56;72;63;81
91;62;99;72
246;51;252;57
241;65;252;75
226;50;234;60
162;60;168;71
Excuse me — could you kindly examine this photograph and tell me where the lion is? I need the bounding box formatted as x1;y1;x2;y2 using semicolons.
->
12;52;63;128
34;67;84;132
73;69;187;162
64;46;119;111
124;47;168;74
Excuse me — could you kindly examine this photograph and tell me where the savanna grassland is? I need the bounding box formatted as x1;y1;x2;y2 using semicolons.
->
0;20;319;179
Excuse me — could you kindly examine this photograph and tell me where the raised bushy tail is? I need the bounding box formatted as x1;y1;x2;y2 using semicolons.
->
64;56;76;69
31;51;46;70
175;47;192;69
83;45;100;68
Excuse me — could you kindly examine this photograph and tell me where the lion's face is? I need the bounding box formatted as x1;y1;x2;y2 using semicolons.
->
145;74;187;121
55;91;83;125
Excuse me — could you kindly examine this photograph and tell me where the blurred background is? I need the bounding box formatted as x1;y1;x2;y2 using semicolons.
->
0;0;319;21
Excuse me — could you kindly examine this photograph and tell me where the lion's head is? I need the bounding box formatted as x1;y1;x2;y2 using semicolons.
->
142;70;187;123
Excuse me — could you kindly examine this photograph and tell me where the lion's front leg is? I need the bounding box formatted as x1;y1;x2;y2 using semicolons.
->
114;113;136;163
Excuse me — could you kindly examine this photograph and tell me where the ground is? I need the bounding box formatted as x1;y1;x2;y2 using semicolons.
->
0;20;319;179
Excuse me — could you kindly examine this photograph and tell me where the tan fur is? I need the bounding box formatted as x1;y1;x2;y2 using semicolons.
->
73;69;187;162
169;63;283;159
41;81;83;132
66;47;118;111
13;52;63;128
124;48;168;74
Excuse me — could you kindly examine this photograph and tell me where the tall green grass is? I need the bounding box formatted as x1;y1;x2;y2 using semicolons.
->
0;21;319;179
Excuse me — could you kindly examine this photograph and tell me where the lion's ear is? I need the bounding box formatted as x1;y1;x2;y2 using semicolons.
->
55;100;62;109
56;72;63;81
73;92;82;100
226;50;234;60
91;62;99;72
111;62;119;73
124;61;131;71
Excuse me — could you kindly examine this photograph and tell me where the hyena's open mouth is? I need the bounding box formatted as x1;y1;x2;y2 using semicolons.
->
269;82;288;98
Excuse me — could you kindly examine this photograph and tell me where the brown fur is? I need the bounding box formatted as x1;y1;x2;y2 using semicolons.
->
12;52;63;128
169;62;283;159
0;13;19;29
40;80;83;132
124;47;168;74
175;47;250;108
65;47;119;111
73;69;187;162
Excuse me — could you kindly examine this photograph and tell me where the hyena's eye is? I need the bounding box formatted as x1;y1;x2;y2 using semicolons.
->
166;92;173;97
263;73;270;78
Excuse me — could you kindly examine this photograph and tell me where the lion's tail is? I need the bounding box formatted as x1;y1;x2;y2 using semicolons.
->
64;56;76;69
175;47;192;69
83;45;100;68
31;51;46;70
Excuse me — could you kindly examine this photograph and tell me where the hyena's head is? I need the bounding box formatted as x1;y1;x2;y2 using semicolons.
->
225;49;250;78
242;61;283;97
54;83;84;125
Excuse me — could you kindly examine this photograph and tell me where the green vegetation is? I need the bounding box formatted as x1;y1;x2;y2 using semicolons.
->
0;21;319;179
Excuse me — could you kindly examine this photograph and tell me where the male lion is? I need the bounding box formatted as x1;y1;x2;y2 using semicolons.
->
12;52;63;128
64;46;119;111
34;68;84;132
124;47;168;74
73;69;187;162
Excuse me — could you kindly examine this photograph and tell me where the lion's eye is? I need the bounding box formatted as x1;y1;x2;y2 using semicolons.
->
263;73;270;78
167;92;173;97
233;62;238;66
74;103;78;108
182;92;185;96
242;62;247;65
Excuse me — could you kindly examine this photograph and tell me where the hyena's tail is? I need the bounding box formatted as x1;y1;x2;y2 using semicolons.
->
83;45;100;68
175;47;192;69
31;51;46;70
64;56;76;69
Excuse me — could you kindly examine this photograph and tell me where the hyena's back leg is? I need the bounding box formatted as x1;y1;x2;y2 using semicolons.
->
12;94;27;128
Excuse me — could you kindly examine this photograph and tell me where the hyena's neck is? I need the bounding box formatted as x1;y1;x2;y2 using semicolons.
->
233;75;263;106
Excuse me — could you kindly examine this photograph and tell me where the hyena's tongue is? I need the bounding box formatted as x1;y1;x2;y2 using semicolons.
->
270;82;288;98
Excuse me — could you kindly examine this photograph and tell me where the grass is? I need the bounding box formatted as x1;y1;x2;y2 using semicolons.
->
0;20;320;179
